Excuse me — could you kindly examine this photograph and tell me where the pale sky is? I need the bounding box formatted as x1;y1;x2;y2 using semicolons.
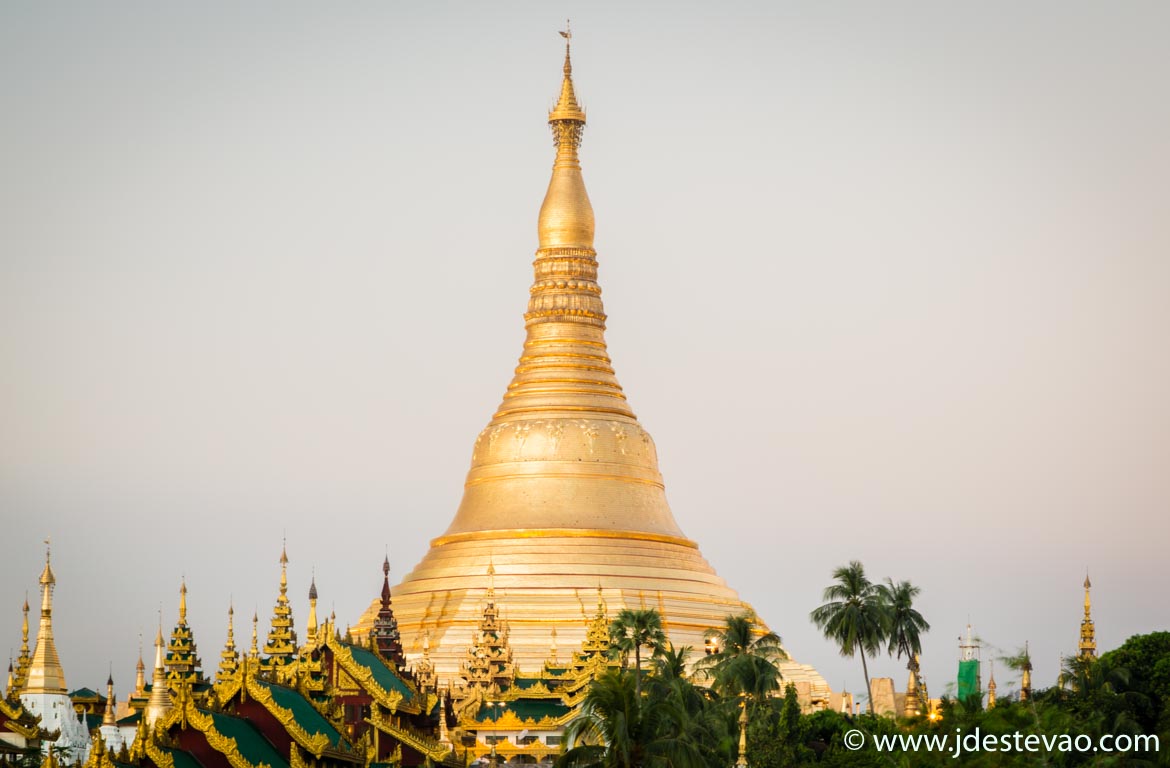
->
2;2;1168;706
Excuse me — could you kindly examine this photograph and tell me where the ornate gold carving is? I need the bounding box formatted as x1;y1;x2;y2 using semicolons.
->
325;635;414;715
365;713;451;763
182;701;273;768
244;677;332;758
143;738;176;768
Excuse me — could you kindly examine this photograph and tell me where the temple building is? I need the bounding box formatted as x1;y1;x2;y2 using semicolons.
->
354;29;829;708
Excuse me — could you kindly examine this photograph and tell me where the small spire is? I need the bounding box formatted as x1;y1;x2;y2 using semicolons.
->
103;669;116;726
250;611;259;659
40;537;55;586
179;579;188;625
1020;640;1033;701
135;632;146;694
24;539;66;694
217;601;239;682
12;595;31;693
549;20;586;124
306;572;319;649
145;619;173;727
1078;572;1097;660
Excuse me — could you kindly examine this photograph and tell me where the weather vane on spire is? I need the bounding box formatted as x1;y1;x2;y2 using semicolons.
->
560;19;571;42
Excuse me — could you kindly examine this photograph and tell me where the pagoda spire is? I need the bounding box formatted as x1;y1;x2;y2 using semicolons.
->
372;556;404;667
305;572;319;649
144;621;172;727
249;611;259;661
987;662;997;709
134;634;146;696
261;542;296;674
1020;641;1033;701
24;540;67;694
1078;572;1096;660
102;672;116;726
461;565;514;691
438;26;686;543
165;579;205;690
12;596;31;693
217;603;239;682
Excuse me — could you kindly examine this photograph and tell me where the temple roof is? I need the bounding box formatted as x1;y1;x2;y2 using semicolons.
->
251;679;343;748
207;711;289;768
345;644;414;699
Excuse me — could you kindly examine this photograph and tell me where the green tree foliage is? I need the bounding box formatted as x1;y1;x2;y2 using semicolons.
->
696;612;787;700
610;608;668;700
810;561;887;712
562;601;1167;767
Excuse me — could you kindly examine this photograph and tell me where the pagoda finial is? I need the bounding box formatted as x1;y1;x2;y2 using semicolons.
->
987;661;997;709
179;578;188;625
280;539;289;596
250;611;259;659
537;23;593;252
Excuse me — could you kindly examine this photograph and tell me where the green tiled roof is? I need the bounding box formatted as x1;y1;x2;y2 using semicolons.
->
84;713;103;730
69;688;103;700
479;699;569;724
345;645;413;699
160;747;204;768
118;711;142;726
208;712;289;768
254;681;343;748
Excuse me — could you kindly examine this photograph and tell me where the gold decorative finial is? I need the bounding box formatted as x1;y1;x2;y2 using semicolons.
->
1078;571;1096;660
736;698;749;768
13;595;31;693
1020;641;1033;701
538;22;592;252
179;579;188;625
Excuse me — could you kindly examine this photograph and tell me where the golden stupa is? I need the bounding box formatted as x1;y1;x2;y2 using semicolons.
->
362;35;828;698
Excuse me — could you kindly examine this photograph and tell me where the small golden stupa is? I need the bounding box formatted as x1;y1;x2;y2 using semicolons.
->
362;31;827;698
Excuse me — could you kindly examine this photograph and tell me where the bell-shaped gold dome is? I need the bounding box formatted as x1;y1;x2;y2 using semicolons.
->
362;37;828;699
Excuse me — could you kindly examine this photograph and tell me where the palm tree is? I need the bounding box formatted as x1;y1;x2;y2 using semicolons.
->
557;668;707;768
696;612;787;700
877;578;930;710
610;608;668;699
809;561;888;713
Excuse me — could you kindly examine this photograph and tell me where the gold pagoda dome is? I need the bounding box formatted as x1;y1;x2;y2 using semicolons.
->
364;32;827;699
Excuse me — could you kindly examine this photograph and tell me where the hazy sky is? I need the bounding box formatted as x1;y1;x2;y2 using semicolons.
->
2;2;1168;706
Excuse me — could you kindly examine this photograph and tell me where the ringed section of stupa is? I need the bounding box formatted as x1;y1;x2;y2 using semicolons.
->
358;36;829;701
